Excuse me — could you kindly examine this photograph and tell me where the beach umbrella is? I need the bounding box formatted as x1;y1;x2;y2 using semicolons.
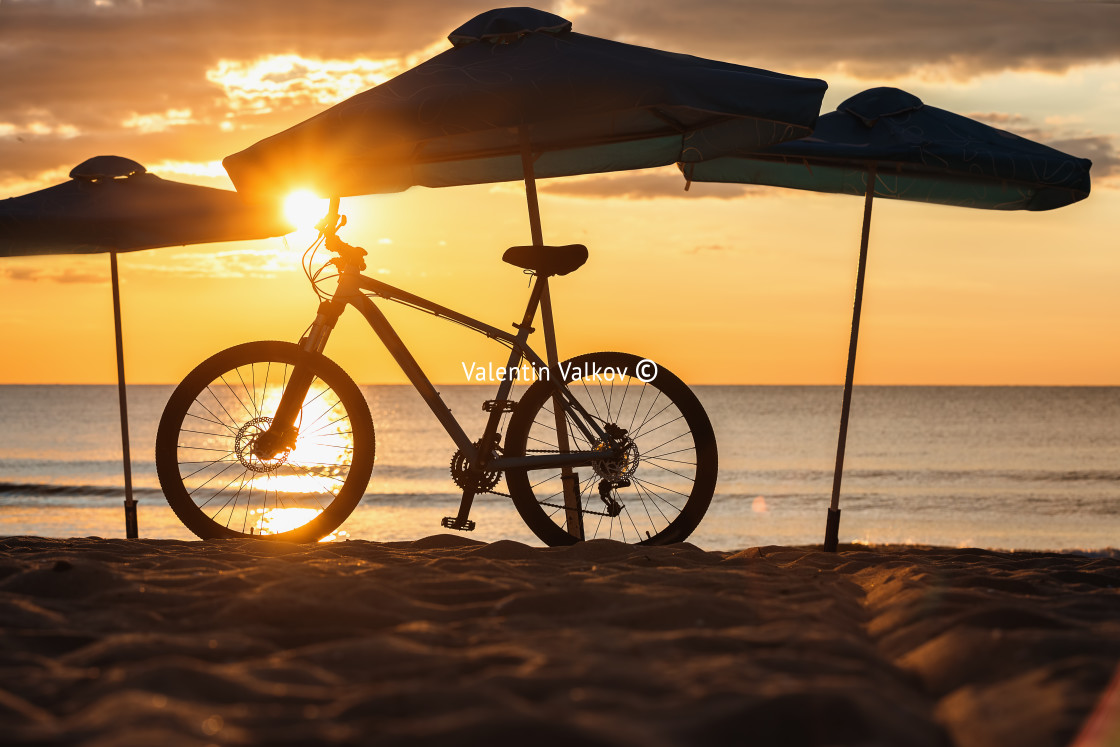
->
680;87;1092;551
0;155;293;537
223;6;828;246
222;6;826;538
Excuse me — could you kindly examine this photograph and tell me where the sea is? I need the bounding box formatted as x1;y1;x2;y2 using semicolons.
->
0;385;1116;552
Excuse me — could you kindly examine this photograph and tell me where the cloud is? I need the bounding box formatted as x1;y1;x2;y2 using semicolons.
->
123;245;301;279
686;244;734;255
3;266;106;284
0;0;468;123
2;0;1117;195
1050;134;1120;178
966;112;1034;128
576;0;1120;80
0;0;478;183
207;55;408;115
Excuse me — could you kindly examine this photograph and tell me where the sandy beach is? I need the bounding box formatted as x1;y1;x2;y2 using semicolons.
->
1;536;1118;747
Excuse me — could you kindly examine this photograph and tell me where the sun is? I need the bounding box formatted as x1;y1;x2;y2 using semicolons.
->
284;189;329;232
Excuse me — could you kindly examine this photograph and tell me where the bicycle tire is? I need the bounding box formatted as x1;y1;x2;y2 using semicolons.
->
503;351;717;546
155;341;374;542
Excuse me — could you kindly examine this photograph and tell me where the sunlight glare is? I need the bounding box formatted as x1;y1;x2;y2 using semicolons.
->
251;507;348;542
243;382;353;495
284;190;329;232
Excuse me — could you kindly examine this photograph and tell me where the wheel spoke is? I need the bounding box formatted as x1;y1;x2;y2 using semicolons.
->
644;459;696;482
631;477;686;509
190;399;239;435
504;353;713;546
632;478;673;525
159;344;372;542
631;412;686;442
219;373;255;421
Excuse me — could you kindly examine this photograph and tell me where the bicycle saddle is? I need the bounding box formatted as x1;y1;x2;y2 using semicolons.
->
502;244;588;276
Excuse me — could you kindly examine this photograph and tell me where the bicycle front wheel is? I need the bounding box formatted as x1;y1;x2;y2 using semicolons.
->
155;341;374;542
504;352;717;546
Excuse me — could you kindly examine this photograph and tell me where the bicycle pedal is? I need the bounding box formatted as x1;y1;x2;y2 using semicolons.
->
482;399;516;413
441;516;477;532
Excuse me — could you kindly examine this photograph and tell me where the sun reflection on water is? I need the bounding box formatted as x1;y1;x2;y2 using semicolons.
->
251;507;349;542
244;383;354;495
178;370;362;540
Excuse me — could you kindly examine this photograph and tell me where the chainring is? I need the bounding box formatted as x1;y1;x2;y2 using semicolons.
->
449;442;502;493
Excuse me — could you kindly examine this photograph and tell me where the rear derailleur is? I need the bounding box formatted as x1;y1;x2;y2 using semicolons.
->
592;423;637;517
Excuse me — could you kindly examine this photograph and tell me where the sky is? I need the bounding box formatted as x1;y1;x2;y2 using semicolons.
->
1;0;1117;385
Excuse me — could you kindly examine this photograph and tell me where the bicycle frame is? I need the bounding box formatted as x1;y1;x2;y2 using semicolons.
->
262;225;616;532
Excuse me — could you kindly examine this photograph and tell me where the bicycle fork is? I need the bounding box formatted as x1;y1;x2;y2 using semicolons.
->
251;297;345;461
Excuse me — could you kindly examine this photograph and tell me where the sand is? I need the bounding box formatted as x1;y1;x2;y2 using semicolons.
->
1;536;1118;747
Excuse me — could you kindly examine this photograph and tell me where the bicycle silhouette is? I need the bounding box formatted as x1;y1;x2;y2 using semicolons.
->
156;201;717;545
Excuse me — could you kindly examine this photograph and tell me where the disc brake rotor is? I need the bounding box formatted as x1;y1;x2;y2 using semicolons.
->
590;433;639;481
235;416;289;473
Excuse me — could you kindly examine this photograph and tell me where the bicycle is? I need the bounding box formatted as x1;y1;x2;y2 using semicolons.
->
155;200;718;545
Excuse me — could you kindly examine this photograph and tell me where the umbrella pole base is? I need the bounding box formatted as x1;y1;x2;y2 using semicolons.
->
823;507;841;552
124;500;138;539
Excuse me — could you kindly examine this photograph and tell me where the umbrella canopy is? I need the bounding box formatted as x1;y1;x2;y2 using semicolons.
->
680;88;1093;551
682;87;1091;210
1;155;294;539
223;6;828;199
0;155;292;256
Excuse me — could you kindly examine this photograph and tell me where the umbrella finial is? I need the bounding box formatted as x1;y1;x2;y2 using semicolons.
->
448;7;571;47
839;88;923;127
69;156;147;182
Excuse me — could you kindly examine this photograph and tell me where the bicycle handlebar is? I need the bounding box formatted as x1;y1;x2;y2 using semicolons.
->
312;196;366;270
315;196;346;237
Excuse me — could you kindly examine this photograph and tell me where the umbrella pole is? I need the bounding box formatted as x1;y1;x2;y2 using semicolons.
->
824;166;877;552
519;130;582;538
519;131;545;248
110;252;138;539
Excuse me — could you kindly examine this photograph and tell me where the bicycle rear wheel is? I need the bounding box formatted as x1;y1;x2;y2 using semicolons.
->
503;352;717;546
155;341;374;542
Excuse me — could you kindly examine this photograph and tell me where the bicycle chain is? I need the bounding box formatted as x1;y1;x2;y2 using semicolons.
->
537;501;617;518
471;448;552;498
485;448;621;517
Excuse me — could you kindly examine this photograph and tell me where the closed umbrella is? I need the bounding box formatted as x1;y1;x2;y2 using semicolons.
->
0;155;293;537
681;87;1092;551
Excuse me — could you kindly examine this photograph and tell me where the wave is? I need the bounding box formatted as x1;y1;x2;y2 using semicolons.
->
0;482;164;499
722;468;1120;484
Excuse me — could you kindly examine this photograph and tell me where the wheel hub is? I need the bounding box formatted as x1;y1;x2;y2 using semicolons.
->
235;417;289;473
590;432;639;481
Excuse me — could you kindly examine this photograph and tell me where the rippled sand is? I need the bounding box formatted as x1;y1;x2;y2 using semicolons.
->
1;536;1118;746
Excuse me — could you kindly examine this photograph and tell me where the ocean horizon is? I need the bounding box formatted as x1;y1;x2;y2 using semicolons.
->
1;384;1117;552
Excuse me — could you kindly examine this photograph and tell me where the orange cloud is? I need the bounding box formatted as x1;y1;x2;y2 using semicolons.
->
578;0;1120;79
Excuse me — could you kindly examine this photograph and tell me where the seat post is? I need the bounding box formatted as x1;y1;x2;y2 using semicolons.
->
538;277;558;368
